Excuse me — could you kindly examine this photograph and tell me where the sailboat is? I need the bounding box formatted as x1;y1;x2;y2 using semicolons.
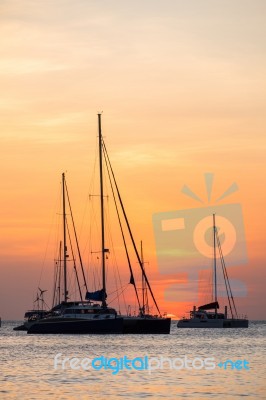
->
26;172;123;334
23;114;170;334
93;114;171;334
177;214;248;328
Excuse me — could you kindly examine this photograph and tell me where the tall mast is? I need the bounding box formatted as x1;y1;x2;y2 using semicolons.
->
98;114;107;307
213;213;217;315
58;241;62;303
140;241;147;314
62;173;68;302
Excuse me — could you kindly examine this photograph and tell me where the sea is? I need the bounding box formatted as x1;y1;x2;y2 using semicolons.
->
0;320;265;399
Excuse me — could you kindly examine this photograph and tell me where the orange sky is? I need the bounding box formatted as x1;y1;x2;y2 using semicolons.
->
0;0;266;320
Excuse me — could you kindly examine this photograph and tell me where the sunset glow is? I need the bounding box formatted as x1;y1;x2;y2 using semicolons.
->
0;0;266;320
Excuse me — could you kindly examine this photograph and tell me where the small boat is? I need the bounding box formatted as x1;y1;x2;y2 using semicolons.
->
177;214;248;328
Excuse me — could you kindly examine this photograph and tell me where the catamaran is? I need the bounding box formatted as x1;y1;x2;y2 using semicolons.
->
14;172;123;334
16;114;170;334
177;214;248;328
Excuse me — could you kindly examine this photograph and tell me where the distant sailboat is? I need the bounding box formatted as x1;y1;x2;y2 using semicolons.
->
177;214;248;328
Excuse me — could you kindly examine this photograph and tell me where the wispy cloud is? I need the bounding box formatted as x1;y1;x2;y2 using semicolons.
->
0;59;69;75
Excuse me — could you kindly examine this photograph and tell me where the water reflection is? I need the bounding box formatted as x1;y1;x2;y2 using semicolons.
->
0;321;265;399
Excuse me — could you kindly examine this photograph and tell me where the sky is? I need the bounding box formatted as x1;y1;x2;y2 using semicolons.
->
0;0;266;320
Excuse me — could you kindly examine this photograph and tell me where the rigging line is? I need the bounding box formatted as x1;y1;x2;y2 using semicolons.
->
107;283;128;296
83;197;98;258
107;285;129;306
52;205;62;302
58;242;62;305
103;143;141;312
104;196;128;313
216;231;238;318
102;139;162;316
68;269;81;300
92;266;97;291
52;242;61;308
213;215;217;305
106;237;122;313
73;263;83;304
217;231;238;318
53;242;62;307
65;180;88;293
221;260;234;318
91;253;101;289
220;255;234;318
140;241;149;313
66;219;83;302
52;261;57;308
216;233;234;318
104;173;133;314
53;193;62;261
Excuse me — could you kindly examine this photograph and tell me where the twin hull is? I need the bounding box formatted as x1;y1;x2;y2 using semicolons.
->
177;319;248;328
27;317;171;334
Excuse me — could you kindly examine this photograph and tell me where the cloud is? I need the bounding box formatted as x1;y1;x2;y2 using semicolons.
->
0;58;69;75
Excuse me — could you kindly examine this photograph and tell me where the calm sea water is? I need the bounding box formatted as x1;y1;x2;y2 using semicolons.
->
0;320;265;399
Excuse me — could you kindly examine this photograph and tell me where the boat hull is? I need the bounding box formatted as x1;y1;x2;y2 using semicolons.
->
177;319;248;328
223;319;249;328
123;317;171;334
26;316;172;334
13;324;29;331
27;317;124;334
